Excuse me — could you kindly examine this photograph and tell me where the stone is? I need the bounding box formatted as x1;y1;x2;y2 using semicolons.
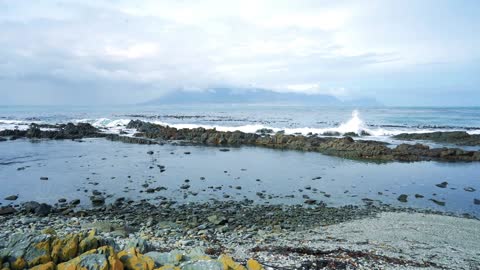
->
397;194;408;203
23;201;52;217
118;248;154;270
0;206;16;215
79;230;99;254
57;246;122;270
1;233;53;269
51;234;79;263
435;182;448;188
246;259;264;270
181;260;223;270
30;261;55;270
144;251;183;267
218;255;246;270
126;238;151;254
90;195;106;206
4;195;18;201
430;199;446;206
207;215;227;225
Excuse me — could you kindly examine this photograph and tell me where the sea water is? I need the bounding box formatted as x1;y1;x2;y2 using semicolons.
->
0;105;479;216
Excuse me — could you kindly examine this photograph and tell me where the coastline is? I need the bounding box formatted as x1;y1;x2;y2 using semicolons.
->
1;201;479;269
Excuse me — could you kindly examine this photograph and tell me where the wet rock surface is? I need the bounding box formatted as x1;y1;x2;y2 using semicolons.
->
2;121;480;162
393;131;480;146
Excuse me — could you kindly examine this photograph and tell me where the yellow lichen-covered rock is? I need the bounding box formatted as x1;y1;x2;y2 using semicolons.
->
79;230;99;254
57;246;121;270
118;248;154;270
41;228;57;236
10;256;26;270
27;240;52;267
30;261;56;270
218;255;247;270
246;259;263;270
51;234;79;263
154;265;181;270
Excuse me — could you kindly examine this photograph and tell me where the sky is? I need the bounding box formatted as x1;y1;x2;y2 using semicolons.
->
0;0;479;106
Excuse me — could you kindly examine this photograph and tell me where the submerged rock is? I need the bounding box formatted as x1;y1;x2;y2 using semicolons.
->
435;182;448;188
397;194;408;203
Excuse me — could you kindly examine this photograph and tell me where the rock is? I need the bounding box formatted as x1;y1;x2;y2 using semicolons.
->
430;199;446;206
90;195;106;206
474;199;480;205
304;199;317;205
58;198;67;203
30;261;55;270
397;194;408;203
1;233;53;269
0;206;16;215
4;195;18;201
393;131;480;146
464;187;476;192
51;234;79;263
207;215;227;226
180;184;190;190
79;230;99;253
118;247;154;270
70;199;81;205
57;246;122;270
144;251;183;267
126;238;151;254
181;260;223;270
247;259;264;270
23;201;52;217
218;254;246;270
435;182;448;188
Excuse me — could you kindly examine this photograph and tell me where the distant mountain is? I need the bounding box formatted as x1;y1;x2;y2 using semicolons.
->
142;88;380;106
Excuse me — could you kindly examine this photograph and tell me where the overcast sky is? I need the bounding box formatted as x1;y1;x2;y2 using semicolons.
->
0;0;479;106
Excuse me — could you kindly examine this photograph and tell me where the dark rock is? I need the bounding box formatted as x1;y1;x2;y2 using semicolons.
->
70;199;81;205
23;201;52;216
393;131;480;146
304;199;317;205
90;195;106;205
397;194;408;203
4;195;18;201
430;199;446;206
435;182;448;188
180;184;190;189
0;206;16;215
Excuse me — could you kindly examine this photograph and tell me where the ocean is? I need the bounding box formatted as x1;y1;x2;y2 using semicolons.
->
1;105;479;217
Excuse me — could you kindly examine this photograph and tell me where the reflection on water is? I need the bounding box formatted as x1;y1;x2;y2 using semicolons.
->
0;138;479;217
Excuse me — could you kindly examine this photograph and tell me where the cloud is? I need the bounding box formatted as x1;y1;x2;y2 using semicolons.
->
0;0;479;105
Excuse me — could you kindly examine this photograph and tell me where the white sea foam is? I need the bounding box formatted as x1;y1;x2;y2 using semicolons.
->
2;111;480;138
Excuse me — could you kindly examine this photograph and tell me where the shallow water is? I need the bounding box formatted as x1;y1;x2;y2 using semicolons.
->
1;139;479;217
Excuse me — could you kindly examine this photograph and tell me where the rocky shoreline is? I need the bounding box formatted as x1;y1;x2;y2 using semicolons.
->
1;121;480;162
1;200;479;269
